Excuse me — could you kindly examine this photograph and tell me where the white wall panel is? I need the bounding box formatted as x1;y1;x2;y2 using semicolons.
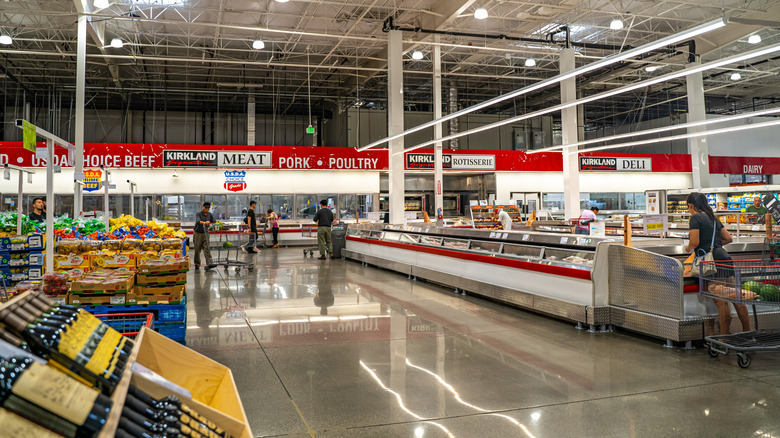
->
0;169;379;195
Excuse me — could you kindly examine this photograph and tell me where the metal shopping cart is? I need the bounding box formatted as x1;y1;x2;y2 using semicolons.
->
93;312;154;340
700;259;780;368
302;225;318;258
208;230;255;273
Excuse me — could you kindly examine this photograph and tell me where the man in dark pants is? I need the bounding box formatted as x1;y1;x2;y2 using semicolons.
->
193;202;217;270
312;199;334;259
241;200;259;254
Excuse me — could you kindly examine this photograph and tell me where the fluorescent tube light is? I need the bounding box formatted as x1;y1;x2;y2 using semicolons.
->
356;18;726;152
570;118;780;155
398;41;780;155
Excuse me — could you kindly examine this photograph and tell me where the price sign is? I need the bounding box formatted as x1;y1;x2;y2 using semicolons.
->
643;214;668;234
22;120;36;153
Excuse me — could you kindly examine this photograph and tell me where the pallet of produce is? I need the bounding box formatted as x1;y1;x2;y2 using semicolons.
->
0;251;44;267
71;269;135;294
0;234;44;251
136;272;187;286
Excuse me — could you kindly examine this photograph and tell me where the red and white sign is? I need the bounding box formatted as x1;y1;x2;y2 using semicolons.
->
0;141;778;175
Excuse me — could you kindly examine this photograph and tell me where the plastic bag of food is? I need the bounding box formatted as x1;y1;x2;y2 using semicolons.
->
142;238;164;253
56;239;82;255
122;238;143;251
80;240;102;253
102;239;122;251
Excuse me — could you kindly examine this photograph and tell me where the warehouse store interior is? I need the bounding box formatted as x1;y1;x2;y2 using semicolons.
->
1;0;780;437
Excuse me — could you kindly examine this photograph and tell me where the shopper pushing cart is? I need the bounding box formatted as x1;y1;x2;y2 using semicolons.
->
313;199;334;259
241;200;260;254
192;202;217;271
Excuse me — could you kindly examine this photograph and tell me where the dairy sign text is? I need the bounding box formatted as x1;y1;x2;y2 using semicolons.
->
580;157;652;172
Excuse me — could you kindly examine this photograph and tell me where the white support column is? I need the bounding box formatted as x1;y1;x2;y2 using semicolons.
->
247;95;256;146
686;58;710;188
45;139;54;274
560;48;581;220
433;35;444;220
387;30;405;224
16;172;23;236
74;14;87;216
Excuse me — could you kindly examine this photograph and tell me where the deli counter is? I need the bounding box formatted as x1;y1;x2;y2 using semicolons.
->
344;223;780;345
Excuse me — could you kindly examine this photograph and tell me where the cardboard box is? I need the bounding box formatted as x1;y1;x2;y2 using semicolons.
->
137;251;184;266
0;251;44;267
0;267;43;282
134;284;185;297
46;294;70;306
68;293;126;306
56;268;91;282
71;271;135;294
137;258;189;275
136;272;187;286
53;254;91;269
125;288;184;305
0;234;44;251
92;253;139;269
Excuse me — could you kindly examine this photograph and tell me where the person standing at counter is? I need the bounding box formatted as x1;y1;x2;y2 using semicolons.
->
313;200;334;260
494;208;512;231
576;206;599;235
685;192;750;335
193;202;217;271
267;208;280;248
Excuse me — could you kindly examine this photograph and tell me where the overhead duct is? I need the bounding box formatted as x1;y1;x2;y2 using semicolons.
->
448;86;458;149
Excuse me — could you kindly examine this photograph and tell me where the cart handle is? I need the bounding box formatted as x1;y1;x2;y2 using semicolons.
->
93;312;154;329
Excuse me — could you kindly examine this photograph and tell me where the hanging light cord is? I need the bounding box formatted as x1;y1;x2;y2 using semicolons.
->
307;50;312;129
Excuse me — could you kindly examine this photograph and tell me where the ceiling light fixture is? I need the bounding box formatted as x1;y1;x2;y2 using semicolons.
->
274;0;289;2
748;34;762;44
110;38;123;48
610;19;624;30
474;7;488;20
412;50;424;60
399;41;780;155
252;39;265;50
94;0;109;8
0;35;12;45
531;106;780;155
524;58;536;67
357;18;727;152
645;66;658;72
731;72;742;80
571;117;780;155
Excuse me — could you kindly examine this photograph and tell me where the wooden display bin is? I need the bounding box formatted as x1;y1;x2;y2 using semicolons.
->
99;327;252;438
133;328;251;437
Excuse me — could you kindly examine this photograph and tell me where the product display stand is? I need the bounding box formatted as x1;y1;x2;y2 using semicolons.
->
14;119;76;274
3;164;35;235
0;290;252;437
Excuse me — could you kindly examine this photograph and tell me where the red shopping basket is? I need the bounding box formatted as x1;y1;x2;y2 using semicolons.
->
94;312;154;339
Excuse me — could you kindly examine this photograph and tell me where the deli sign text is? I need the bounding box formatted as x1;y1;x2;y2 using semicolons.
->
580;157;652;172
163;150;272;168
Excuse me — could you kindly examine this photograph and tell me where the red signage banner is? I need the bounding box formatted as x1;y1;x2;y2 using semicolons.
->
0;141;777;174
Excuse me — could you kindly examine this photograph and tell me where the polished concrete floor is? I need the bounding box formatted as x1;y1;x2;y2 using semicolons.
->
185;248;780;438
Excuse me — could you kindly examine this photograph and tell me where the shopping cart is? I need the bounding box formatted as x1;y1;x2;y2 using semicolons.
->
93;312;154;340
700;259;780;368
208;230;256;273
302;225;318;258
762;237;780;263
